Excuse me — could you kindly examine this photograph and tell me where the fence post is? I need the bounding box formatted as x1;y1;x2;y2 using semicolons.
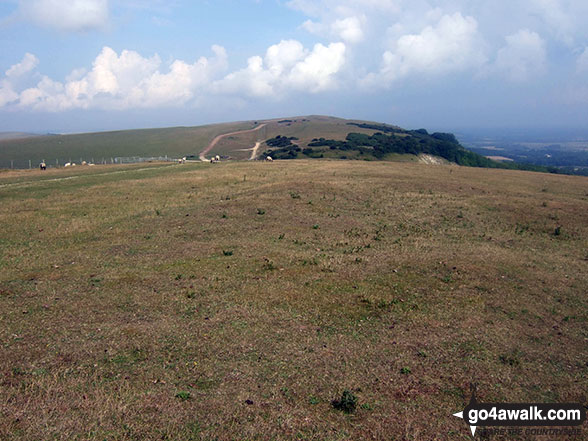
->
29;160;32;169
11;160;13;169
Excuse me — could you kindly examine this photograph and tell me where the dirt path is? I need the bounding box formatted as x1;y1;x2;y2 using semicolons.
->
199;123;267;161
249;142;262;160
0;164;175;190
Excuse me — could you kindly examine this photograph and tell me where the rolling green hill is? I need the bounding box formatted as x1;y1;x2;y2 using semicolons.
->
0;121;254;169
0;116;419;168
0;116;563;174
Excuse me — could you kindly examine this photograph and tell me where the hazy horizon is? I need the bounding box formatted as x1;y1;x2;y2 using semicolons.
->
3;118;588;144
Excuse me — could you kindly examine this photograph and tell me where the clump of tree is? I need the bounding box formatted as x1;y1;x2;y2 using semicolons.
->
346;122;403;133
262;135;301;159
265;135;299;148
303;130;562;173
302;148;324;158
262;147;301;159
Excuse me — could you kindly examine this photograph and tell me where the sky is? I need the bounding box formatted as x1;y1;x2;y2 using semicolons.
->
0;0;587;134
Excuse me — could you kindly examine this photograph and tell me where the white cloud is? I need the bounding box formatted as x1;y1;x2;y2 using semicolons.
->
300;15;364;44
265;40;307;76
0;53;39;107
494;29;546;82
332;16;364;43
4;1;588;115
363;12;485;86
19;0;109;32
290;0;377;45
0;81;19;107
288;42;346;91
215;40;346;97
530;0;581;45
6;53;39;78
0;41;347;111
301;20;325;36
214;55;274;97
8;46;228;111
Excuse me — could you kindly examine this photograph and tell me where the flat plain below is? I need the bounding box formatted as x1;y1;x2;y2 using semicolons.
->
0;160;587;440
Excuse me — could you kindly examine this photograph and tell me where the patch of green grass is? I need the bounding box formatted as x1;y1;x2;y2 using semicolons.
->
331;390;357;414
175;391;191;401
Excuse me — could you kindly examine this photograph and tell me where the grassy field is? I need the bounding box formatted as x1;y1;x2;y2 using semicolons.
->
0;160;587;440
209;117;387;161
0;121;256;169
0;116;395;167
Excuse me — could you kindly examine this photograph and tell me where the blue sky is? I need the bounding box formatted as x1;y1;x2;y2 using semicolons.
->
1;0;587;133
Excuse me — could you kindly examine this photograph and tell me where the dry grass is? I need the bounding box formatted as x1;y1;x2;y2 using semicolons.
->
209;116;387;160
0;116;386;167
0;160;587;440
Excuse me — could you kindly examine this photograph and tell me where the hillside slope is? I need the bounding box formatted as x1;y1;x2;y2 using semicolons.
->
0;121;254;169
0;116;411;168
0;116;560;174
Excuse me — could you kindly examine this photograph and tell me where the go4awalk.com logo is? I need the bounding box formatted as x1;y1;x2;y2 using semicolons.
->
453;385;586;437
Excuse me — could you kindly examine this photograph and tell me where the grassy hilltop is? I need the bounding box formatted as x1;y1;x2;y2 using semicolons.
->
0;160;586;440
0;116;565;174
0;120;253;169
0;116;381;168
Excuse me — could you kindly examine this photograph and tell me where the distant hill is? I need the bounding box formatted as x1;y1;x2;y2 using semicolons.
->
0;116;402;169
0;121;254;169
0;116;566;173
0;132;41;141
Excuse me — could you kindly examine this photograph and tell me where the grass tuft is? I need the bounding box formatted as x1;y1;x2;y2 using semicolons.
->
331;390;358;414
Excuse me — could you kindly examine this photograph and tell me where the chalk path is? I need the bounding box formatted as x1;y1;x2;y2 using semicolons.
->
199;123;267;161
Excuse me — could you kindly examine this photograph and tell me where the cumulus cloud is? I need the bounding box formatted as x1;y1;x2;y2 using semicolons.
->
331;16;365;43
0;40;347;111
215;40;346;97
493;29;546;82
4;46;228;111
6;53;39;78
301;16;364;43
0;82;19;108
0;53;39;107
4;1;588;114
530;0;581;45
362;13;485;87
19;0;109;32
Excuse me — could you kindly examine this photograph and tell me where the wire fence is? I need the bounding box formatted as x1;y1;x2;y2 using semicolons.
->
0;155;180;170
